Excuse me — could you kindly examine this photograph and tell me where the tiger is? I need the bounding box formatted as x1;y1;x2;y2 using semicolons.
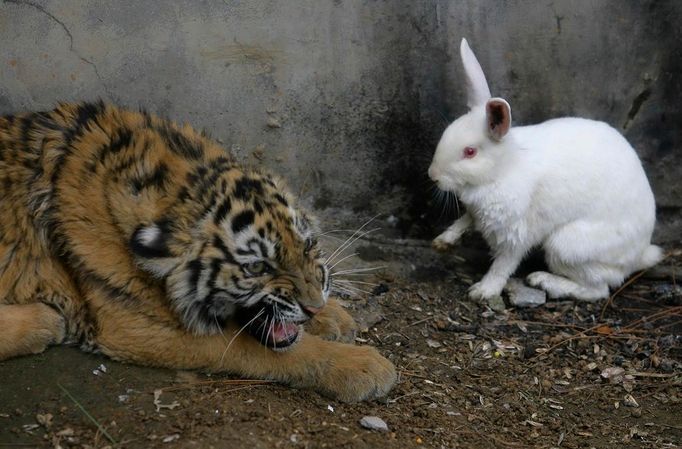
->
0;101;396;402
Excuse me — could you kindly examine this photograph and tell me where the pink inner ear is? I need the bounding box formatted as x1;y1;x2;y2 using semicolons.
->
486;100;511;141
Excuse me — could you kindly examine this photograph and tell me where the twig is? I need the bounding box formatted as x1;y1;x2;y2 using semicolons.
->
409;317;433;326
600;269;647;319
388;391;420;403
508;320;586;331
621;306;682;332
0;444;49;447
57;383;116;445
628;372;679;378
158;378;275;393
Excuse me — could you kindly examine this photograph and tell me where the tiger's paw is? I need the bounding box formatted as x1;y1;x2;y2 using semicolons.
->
30;304;66;354
305;299;358;343
316;344;396;403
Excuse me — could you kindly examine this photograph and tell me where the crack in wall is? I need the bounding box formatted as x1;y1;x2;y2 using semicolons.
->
3;0;114;100
623;86;652;130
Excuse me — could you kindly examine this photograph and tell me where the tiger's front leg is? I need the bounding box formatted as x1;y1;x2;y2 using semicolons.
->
95;305;396;403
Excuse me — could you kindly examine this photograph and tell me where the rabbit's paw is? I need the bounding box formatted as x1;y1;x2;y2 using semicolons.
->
305;299;358;343
468;279;505;301
316;344;397;402
526;271;553;290
432;231;460;252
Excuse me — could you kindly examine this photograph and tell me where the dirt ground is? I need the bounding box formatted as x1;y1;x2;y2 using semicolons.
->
1;233;681;449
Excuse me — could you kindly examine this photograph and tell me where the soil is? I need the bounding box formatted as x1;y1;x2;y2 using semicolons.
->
1;234;681;449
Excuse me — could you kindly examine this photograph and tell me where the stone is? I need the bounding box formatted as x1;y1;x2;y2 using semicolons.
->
359;416;389;432
505;279;546;308
487;295;507;312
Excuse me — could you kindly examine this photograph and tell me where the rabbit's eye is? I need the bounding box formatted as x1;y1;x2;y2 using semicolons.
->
463;146;477;159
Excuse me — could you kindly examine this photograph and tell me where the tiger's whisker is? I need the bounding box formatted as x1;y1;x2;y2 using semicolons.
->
314;228;366;237
332;266;386;275
269;317;276;351
327;252;358;270
324;214;380;264
331;284;357;296
334;279;379;287
331;281;372;295
325;227;380;265
214;313;230;346
220;308;264;364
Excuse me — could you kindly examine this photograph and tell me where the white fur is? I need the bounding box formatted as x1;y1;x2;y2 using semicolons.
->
429;38;662;302
137;224;161;247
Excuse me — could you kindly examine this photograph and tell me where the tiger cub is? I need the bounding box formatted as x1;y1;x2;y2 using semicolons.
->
0;102;395;402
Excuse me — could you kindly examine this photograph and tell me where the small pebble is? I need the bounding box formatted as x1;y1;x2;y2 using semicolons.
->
623;394;639;408
584;362;598;371
426;339;442;349
601;367;625;384
505;278;546;308
486;295;506;313
359;416;389;432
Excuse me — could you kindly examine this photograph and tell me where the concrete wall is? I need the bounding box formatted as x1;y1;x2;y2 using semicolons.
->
1;0;680;240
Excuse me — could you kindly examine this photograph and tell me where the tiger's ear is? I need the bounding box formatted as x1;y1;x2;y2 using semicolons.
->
130;220;176;276
131;222;171;258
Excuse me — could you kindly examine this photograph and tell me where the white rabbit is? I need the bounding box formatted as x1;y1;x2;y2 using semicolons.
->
428;38;662;302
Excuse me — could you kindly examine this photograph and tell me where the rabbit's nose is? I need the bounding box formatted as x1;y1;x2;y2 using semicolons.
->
428;165;440;180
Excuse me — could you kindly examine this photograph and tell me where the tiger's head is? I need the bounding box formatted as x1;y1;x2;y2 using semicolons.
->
129;166;330;350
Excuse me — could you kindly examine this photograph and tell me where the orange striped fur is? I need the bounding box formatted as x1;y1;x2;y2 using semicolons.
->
0;102;395;402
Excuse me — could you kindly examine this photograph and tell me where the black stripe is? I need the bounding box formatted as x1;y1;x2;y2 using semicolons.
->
131;163;168;193
34;111;64;132
273;193;288;206
81;270;135;303
213;198;232;225
20;115;34;148
3;114;15;126
212;235;237;263
207;258;222;290
64;101;106;145
187;259;203;293
87;128;135;174
52;101;107;185
193;164;230;205
156;124;203;159
184;299;225;333
236;248;256;256
231;210;255;234
257;240;269;258
109;128;134;154
233;177;264;200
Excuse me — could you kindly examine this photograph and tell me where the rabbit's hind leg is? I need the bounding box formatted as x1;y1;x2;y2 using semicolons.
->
526;271;609;302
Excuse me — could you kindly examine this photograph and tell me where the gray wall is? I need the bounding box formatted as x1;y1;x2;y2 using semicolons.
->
1;0;680;240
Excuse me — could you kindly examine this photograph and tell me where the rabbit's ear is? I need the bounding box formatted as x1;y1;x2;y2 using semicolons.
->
460;38;491;108
486;98;511;141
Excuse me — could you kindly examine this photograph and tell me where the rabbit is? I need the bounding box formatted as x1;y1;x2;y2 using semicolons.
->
428;38;662;302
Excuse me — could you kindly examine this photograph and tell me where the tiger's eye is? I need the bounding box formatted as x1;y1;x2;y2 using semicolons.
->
316;265;325;283
244;261;268;276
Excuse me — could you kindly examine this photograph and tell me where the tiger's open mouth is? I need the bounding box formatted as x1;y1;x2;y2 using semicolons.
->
235;307;304;350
